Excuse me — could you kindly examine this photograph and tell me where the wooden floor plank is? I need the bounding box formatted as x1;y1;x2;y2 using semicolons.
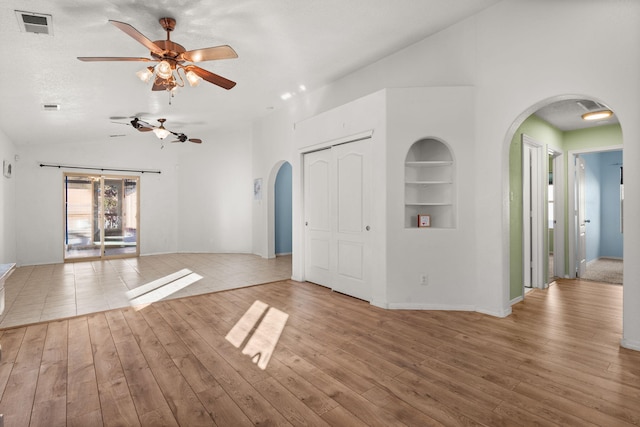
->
0;324;48;427
66;317;102;427
0;278;638;426
119;306;214;426
153;301;292;426
87;313;141;427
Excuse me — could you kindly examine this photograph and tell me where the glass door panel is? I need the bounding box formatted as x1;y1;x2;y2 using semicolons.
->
64;173;139;261
103;178;138;257
64;175;101;259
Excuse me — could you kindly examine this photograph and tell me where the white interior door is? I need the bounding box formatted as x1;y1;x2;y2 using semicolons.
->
576;156;587;277
331;139;372;301
522;135;544;289
304;149;332;286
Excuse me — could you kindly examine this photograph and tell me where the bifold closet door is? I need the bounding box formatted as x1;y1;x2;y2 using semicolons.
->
304;148;332;286
303;139;372;301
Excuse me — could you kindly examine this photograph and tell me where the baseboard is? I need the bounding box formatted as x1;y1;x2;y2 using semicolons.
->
476;306;512;318
370;300;388;309
620;338;640;352
387;303;476;311
510;295;523;305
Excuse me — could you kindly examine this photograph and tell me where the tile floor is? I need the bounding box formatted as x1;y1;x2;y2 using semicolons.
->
0;253;292;329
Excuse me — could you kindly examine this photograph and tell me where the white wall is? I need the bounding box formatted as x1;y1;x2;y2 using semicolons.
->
251;1;640;348
252;108;296;259
177;126;253;254
386;87;478;311
13;125;253;265
0;128;17;264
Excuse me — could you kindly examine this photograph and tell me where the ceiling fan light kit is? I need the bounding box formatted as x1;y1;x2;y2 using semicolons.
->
136;66;155;83
78;17;237;92
127;117;202;145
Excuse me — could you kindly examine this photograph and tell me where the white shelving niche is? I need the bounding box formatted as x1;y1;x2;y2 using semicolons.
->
404;138;456;228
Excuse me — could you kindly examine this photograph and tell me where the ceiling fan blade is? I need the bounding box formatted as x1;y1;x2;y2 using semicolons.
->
184;65;236;90
180;45;238;62
189;139;203;144
109;20;164;55
131;118;154;132
78;57;155;62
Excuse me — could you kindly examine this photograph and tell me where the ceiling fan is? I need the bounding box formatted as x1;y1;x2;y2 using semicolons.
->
129;118;202;144
78;17;237;92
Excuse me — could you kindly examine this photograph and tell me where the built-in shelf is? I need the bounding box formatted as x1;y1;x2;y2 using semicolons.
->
404;138;455;228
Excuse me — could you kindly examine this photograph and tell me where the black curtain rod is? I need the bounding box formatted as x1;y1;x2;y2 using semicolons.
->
39;163;161;174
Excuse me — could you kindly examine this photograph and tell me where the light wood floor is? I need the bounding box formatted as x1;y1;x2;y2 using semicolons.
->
1;277;639;426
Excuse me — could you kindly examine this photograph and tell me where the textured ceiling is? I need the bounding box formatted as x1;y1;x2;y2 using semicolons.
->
534;98;619;132
0;0;503;147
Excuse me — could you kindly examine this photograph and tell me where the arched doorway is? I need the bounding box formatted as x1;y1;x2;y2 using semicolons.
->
507;96;622;303
266;161;293;259
274;162;292;255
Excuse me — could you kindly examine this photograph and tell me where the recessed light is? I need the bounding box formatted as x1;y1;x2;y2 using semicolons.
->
298;84;306;92
582;110;613;121
281;92;292;100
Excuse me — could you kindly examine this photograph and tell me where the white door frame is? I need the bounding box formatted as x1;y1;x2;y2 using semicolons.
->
549;149;565;280
522;135;545;292
567;145;623;278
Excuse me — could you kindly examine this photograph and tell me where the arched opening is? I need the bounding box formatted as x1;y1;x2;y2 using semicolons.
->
274;162;292;256
266;161;292;260
506;95;622;305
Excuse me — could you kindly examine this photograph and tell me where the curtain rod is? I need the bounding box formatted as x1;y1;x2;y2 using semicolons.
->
39;163;161;174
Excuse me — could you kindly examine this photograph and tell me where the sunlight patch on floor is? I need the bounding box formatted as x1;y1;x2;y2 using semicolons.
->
226;300;289;370
128;269;202;308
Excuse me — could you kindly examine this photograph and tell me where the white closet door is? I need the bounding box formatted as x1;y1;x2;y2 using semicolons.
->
331;139;372;301
304;148;332;286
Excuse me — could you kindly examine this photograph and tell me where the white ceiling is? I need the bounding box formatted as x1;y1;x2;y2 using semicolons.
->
2;1;615;149
0;0;501;147
534;98;619;132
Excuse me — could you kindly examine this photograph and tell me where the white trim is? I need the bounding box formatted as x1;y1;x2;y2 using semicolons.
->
385;303;512;318
522;134;545;292
476;306;512;318
567;145;623;278
620;338;640;352
387;303;476;311
550;150;565;280
370;300;389;309
510;295;523;305
299;130;374;154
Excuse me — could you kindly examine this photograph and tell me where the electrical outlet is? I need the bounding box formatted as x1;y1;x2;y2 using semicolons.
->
420;274;428;286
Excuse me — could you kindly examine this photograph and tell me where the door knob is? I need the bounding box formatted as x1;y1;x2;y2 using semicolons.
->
365;225;370;231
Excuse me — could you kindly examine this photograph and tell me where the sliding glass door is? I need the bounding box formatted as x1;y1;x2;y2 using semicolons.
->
64;173;139;261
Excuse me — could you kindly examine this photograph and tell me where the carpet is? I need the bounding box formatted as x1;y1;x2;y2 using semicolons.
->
581;258;623;285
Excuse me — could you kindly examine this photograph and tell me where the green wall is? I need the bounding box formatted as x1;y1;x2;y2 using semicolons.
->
509;120;622;301
509;115;563;301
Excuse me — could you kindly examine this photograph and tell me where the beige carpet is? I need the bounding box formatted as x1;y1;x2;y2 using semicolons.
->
582;258;623;285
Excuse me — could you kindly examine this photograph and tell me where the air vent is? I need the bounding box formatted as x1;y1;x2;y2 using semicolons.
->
15;11;53;35
42;104;60;111
576;100;604;112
